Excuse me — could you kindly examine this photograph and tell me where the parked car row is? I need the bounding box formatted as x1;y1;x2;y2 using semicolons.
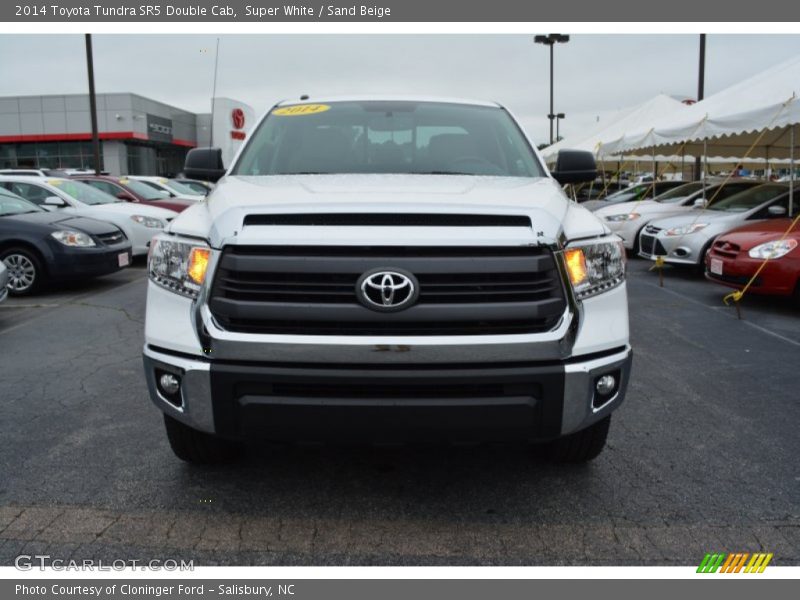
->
0;173;213;296
0;186;132;295
593;179;799;299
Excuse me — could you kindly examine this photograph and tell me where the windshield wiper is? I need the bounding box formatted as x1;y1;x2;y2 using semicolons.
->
416;171;476;176
274;171;328;175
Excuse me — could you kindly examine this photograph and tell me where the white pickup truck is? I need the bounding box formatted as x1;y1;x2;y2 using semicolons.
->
143;97;631;464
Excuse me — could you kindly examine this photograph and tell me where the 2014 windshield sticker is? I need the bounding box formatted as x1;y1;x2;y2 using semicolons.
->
273;104;331;116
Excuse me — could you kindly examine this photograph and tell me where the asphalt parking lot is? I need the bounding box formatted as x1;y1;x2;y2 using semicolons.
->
0;257;798;566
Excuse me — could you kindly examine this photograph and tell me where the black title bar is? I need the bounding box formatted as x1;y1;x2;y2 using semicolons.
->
4;0;800;22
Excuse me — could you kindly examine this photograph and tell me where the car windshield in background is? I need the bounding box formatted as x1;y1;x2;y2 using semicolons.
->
120;178;171;200
165;179;202;195
0;193;43;216
655;181;705;203
233;101;545;177
49;179;119;205
707;184;788;212
606;184;647;199
179;180;210;194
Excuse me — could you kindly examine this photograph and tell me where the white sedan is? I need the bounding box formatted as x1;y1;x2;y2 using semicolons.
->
127;176;206;201
0;176;176;256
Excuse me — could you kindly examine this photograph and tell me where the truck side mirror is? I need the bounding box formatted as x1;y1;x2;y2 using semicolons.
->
551;150;597;185
184;148;226;183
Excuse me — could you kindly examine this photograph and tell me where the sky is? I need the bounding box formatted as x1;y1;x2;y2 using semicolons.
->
1;34;800;145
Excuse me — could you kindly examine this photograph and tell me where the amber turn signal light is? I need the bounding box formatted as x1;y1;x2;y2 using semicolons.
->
187;247;210;285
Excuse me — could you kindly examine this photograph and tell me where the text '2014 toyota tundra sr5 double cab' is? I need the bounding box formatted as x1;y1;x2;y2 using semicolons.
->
143;97;632;464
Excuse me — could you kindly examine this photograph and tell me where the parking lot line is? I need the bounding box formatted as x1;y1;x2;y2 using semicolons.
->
639;279;800;348
0;271;147;337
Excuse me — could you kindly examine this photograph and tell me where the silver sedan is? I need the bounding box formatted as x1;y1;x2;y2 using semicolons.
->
639;183;793;266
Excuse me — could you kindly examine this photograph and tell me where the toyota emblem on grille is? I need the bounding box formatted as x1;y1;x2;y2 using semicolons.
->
356;268;419;312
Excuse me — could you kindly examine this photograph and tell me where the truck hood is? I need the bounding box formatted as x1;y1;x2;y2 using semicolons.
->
168;174;608;248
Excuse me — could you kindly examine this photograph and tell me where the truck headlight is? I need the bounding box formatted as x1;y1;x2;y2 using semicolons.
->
604;212;640;222
50;230;96;247
131;215;165;229
564;238;626;300
148;236;211;298
665;223;708;236
748;239;797;259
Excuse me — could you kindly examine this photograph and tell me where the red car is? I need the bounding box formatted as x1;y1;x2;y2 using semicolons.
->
71;175;194;213
705;218;800;296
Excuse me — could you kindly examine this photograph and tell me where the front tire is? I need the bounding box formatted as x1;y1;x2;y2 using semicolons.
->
1;247;44;296
545;416;611;463
163;414;242;464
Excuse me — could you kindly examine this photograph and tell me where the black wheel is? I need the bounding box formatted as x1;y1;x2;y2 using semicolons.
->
163;414;242;464
0;246;44;296
545;416;611;463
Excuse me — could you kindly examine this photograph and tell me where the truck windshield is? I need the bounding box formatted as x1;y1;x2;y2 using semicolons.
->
232;101;545;178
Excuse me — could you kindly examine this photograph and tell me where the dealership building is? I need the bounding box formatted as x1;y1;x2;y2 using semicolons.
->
0;93;254;176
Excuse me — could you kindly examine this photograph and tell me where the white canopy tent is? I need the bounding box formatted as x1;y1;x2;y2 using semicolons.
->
607;55;800;160
542;94;687;161
541;95;755;188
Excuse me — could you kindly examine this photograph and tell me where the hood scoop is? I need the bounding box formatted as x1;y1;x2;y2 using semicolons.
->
242;213;532;227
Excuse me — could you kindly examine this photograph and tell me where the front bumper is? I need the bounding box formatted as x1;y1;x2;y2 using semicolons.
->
705;251;798;296
47;241;132;281
638;231;708;265
143;343;632;442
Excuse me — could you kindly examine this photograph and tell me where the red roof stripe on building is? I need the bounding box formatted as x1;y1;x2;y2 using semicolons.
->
0;132;196;147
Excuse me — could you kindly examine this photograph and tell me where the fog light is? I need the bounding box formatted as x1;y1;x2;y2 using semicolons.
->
159;373;181;396
595;374;616;396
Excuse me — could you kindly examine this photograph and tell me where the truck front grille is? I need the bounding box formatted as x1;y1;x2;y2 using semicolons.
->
208;245;568;336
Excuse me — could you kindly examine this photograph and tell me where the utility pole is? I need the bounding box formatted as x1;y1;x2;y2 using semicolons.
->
84;34;101;175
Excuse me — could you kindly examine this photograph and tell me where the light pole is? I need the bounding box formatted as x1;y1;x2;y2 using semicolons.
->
694;33;706;181
84;34;101;175
534;33;570;145
555;113;565;141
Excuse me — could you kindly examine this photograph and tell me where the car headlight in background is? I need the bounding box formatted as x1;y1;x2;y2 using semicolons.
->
50;230;96;247
604;213;640;222
564;238;626;300
148;237;211;298
665;223;708;236
130;215;165;229
748;239;798;259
